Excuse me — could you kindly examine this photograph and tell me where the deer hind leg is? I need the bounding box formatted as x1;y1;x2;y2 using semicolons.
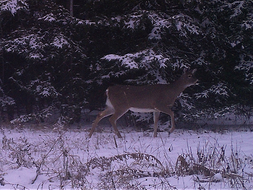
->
153;111;160;137
109;109;128;138
89;106;114;138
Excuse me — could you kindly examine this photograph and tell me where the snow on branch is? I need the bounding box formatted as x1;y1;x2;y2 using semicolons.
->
0;0;28;15
39;13;56;22
123;12;144;29
110;11;171;40
51;34;70;49
0;96;15;107
4;33;45;59
4;32;74;60
221;1;245;19
110;11;149;30
102;49;169;69
235;54;253;84
148;12;172;40
208;83;230;97
10;106;53;124
28;79;60;98
195;83;230;99
172;14;201;37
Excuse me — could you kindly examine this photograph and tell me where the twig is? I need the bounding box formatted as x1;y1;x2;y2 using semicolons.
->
31;134;63;184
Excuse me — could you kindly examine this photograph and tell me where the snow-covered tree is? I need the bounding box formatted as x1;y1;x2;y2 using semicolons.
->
1;0;88;122
0;0;252;124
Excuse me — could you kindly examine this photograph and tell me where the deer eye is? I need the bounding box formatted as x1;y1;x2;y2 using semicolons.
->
188;75;192;78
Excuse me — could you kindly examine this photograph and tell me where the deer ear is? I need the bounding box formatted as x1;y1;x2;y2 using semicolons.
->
192;69;197;74
183;68;187;73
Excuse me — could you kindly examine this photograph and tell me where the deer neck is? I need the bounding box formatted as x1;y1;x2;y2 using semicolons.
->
170;77;188;95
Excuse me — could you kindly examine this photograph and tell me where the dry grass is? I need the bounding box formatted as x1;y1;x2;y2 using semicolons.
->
174;140;253;189
0;128;252;189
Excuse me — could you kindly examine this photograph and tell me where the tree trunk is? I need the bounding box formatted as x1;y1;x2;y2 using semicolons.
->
69;0;73;16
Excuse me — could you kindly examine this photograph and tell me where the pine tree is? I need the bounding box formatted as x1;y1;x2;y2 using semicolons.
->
0;0;252;125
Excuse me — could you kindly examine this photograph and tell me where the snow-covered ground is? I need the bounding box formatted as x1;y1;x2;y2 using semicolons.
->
0;124;252;189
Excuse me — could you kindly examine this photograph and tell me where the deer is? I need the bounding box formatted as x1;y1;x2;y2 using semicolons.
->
89;69;198;138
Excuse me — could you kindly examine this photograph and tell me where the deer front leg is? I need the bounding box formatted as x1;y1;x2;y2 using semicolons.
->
89;107;114;138
153;111;160;137
156;106;175;135
109;109;128;138
167;109;175;134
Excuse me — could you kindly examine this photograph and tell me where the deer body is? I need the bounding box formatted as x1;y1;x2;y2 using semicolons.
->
89;69;197;138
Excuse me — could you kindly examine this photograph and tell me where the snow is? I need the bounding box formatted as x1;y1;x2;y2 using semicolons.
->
195;82;230;100
39;13;56;22
4;33;45;60
241;20;253;30
103;49;169;69
77;20;96;26
172;14;201;36
213;173;223;182
124;15;140;29
51;35;70;49
0;0;28;15
148;12;171;40
228;1;244;18
0;125;252;189
28;80;59;98
4;167;36;186
0;96;15;107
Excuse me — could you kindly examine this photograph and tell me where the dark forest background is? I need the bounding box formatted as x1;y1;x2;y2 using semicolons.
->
0;0;252;126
